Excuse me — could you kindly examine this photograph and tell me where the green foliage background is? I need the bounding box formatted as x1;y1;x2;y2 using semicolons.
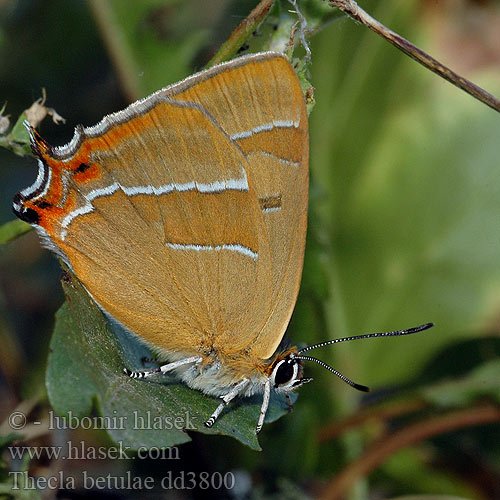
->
0;0;499;498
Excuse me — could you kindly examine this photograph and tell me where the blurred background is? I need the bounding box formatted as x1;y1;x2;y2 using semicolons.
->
1;0;500;498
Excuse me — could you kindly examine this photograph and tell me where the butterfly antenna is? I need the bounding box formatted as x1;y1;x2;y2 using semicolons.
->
295;355;370;392
298;323;434;354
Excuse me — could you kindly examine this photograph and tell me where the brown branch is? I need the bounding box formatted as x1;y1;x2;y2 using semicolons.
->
319;403;500;500
329;0;500;113
318;398;428;442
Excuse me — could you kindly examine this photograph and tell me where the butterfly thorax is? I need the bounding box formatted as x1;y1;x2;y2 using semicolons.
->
165;345;301;397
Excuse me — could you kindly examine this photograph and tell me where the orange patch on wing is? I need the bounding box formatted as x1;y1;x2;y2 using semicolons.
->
23;191;78;234
73;162;100;183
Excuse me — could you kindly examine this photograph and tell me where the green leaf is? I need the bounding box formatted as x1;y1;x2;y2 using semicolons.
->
89;0;210;99
0;436;41;500
8;112;30;145
0;219;32;245
422;359;500;407
46;272;293;451
382;448;481;500
0;432;24;449
309;1;500;392
0;111;32;157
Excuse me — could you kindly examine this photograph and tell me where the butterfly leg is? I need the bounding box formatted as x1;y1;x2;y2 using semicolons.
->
123;356;202;379
204;378;250;428
285;393;294;413
256;379;271;433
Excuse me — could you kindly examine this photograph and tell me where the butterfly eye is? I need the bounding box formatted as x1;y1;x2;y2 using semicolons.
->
271;356;300;389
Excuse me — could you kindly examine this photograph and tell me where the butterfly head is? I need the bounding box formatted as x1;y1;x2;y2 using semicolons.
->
269;351;312;393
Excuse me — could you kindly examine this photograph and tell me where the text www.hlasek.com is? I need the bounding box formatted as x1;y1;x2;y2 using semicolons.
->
9;441;179;461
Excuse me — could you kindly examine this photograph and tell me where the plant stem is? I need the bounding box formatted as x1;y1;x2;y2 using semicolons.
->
320;403;500;499
205;0;275;67
329;0;500;113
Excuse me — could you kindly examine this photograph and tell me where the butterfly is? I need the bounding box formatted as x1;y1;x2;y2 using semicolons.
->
13;52;433;432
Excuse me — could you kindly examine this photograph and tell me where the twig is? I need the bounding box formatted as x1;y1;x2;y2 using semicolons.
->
287;0;311;60
320;403;500;500
205;0;275;68
329;0;500;113
318;398;427;442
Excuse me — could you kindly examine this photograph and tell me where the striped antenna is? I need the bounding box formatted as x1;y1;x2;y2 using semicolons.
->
298;323;434;354
296;323;434;392
295;355;370;392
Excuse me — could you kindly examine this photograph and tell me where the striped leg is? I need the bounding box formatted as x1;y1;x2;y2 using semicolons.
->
123;356;202;379
204;378;250;428
256;379;271;433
